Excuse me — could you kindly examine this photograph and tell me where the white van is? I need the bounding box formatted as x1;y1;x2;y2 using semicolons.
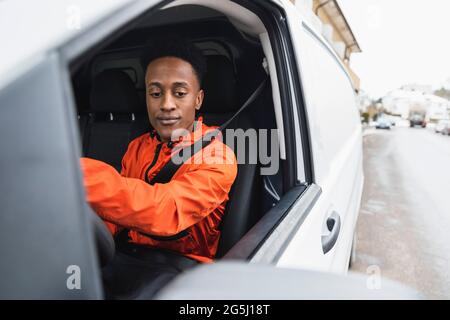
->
0;0;364;299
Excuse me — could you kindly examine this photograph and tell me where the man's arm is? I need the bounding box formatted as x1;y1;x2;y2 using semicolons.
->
80;145;237;237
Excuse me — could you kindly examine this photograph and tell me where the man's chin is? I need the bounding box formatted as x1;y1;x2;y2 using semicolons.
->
170;127;192;140
156;127;191;142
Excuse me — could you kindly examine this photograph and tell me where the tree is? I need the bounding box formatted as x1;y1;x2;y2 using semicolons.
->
434;87;450;101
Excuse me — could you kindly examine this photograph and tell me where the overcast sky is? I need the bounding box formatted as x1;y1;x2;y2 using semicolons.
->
337;0;450;99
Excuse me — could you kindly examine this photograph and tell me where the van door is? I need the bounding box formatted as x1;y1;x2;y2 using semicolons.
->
0;54;103;299
275;2;364;274
1;0;164;299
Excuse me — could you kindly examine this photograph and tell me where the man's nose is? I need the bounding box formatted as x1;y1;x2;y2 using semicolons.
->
160;94;176;111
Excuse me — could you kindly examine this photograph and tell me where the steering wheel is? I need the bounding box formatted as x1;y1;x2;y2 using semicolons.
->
87;206;115;267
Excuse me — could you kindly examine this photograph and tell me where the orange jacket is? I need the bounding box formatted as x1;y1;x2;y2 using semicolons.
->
81;118;237;263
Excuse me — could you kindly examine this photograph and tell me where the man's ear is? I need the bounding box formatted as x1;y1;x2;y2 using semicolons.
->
195;89;204;111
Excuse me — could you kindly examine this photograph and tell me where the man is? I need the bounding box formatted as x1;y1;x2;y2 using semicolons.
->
81;40;237;299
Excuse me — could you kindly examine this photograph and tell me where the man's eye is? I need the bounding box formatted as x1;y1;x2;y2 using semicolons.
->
175;92;187;97
150;92;161;98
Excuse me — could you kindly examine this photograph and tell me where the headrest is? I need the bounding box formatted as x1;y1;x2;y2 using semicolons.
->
201;55;237;114
90;70;141;113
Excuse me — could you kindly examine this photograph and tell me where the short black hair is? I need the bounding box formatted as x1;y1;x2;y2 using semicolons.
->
141;38;207;88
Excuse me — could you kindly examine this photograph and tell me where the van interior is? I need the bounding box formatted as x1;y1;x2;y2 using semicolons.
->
70;2;287;290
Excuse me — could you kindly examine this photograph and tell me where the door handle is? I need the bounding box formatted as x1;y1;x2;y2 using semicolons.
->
321;210;341;254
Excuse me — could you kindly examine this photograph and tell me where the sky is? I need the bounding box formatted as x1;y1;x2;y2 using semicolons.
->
337;0;450;99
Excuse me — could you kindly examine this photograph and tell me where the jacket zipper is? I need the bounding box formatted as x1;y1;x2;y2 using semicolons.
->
140;141;190;241
144;142;163;184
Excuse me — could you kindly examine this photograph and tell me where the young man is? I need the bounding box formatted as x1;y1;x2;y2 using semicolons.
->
80;40;237;299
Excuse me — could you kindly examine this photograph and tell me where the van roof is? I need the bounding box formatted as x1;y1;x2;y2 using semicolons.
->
0;0;131;85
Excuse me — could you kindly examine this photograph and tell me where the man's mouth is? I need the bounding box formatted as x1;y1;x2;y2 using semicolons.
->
157;116;181;126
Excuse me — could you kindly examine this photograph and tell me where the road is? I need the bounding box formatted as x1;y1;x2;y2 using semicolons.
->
350;124;450;299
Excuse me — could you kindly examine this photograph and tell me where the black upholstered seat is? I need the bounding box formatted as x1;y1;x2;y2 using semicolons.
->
82;70;149;171
200;55;259;258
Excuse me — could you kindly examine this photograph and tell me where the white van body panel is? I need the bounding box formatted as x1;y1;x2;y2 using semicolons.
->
0;0;364;277
276;0;363;273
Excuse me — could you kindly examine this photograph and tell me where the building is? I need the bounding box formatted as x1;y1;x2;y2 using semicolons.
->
383;87;450;121
290;0;362;91
401;84;433;95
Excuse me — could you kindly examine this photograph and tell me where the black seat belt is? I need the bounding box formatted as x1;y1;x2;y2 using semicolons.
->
115;76;269;244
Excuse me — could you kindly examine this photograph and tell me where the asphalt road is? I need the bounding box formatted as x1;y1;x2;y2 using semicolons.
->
350;124;450;299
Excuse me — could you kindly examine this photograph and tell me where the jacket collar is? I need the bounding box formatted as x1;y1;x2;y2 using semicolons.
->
149;116;206;148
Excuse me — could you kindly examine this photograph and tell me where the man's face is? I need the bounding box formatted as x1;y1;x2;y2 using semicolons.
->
145;56;204;142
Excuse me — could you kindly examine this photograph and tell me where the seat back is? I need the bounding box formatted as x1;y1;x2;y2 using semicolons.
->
83;70;149;171
200;55;260;257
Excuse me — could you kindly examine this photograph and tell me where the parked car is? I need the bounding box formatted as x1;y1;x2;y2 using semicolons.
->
435;119;450;135
409;113;426;128
0;0;364;299
376;117;392;130
441;123;450;136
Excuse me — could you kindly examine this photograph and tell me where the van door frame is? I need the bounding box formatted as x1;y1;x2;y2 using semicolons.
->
223;0;321;262
58;0;321;264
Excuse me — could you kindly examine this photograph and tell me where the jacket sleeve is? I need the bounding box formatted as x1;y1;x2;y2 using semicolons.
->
80;145;237;237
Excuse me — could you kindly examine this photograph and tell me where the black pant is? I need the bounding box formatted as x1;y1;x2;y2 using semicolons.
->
102;243;199;300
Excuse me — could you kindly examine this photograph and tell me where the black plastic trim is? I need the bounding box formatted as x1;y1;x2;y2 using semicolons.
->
223;184;305;260
231;0;298;192
140;229;190;241
284;16;315;184
249;183;322;263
